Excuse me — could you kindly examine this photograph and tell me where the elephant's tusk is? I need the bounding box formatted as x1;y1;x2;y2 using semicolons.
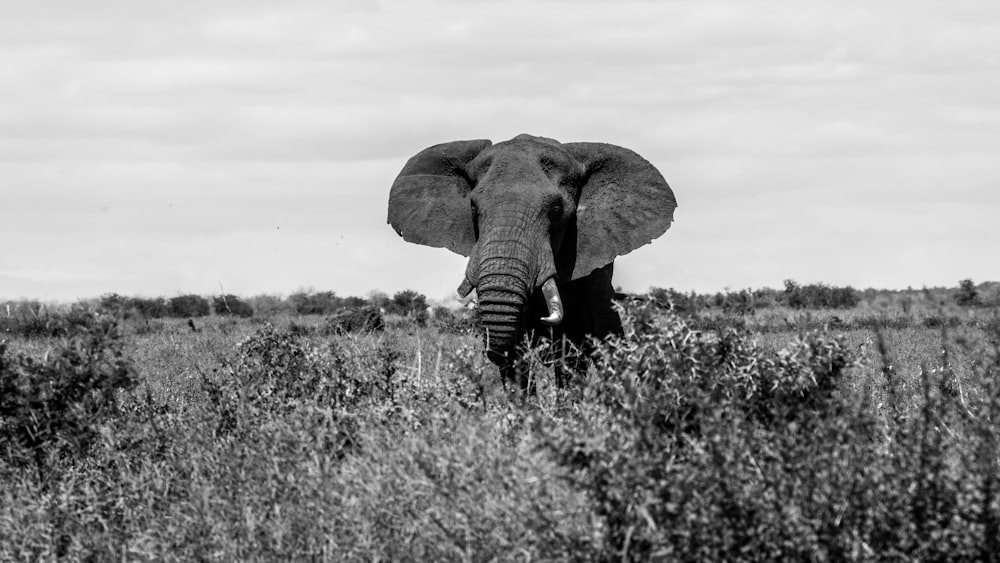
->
540;278;563;326
460;288;478;306
457;278;474;297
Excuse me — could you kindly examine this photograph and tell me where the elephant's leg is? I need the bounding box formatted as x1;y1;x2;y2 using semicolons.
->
500;351;537;395
520;334;543;394
553;334;589;388
553;350;568;389
552;334;572;388
499;363;516;391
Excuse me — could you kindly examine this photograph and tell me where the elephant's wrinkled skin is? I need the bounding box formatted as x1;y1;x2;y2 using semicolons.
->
388;134;677;390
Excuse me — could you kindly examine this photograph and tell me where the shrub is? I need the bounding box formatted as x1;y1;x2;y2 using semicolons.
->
783;279;860;309
97;293;132;318
381;290;429;326
0;302;103;339
212;294;253;318
366;290;391;311
922;315;962;329
537;298;1000;560
201;325;377;432
431;305;456;325
323;306;385;335
341;296;368;309
0;312;137;481
168;295;210;318
289;290;341;315
717;289;757;315
246;294;289;317
431;306;480;334
647;287;701;313
131;296;170;318
586;300;857;438
228;326;315;401
133;319;166;335
283;291;372;317
285;321;316;337
0;300;51;338
956;278;980;306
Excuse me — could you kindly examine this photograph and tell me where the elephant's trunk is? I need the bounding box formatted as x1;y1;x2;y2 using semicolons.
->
467;208;563;366
477;267;529;366
473;261;564;367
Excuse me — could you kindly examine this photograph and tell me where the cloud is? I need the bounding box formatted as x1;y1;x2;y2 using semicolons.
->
2;0;998;300
8;0;998;165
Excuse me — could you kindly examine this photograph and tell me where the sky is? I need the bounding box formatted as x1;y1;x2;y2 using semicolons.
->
2;0;998;303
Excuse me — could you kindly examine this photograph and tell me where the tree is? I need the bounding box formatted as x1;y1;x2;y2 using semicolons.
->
367;291;391;311
956;279;979;306
341;295;368;309
169;295;210;318
132;297;170;318
388;290;428;319
288;291;341;315
98;293;131;317
213;294;254;317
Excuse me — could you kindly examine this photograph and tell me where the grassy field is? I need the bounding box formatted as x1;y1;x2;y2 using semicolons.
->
1;290;999;561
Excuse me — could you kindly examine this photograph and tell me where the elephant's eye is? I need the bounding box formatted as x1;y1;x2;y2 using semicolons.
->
548;199;565;224
470;200;480;239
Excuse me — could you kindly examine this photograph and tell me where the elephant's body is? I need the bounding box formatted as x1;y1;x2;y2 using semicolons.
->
524;263;621;347
516;263;622;389
387;134;676;391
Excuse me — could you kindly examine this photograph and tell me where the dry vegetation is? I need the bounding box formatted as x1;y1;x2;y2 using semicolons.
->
2;281;999;561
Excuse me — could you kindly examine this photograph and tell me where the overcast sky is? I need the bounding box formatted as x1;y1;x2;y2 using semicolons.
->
2;0;997;303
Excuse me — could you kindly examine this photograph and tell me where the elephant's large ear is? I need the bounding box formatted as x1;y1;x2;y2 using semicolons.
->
387;139;492;257
563;142;677;280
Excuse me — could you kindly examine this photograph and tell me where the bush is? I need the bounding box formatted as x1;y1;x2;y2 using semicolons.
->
97;293;132;318
957;278;980;306
285;320;316;337
431;306;480;334
212;294;253;318
783;279;860;309
168;295;210;318
246;294;289;317
341;296;368;309
284;291;373;317
922;315;962;329
322;306;385;335
289;290;341;315
201;325;378;433
647;287;701;313
646;283;853;314
0;300;52;338
131;296;170;318
381;290;429;325
0;312;137;481
589;300;856;438
535;298;1000;560
0;302;103;339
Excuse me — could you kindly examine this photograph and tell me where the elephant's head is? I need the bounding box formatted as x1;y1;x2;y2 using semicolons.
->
388;134;676;365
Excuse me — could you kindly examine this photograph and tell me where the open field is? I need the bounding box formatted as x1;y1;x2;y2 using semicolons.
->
2;287;999;561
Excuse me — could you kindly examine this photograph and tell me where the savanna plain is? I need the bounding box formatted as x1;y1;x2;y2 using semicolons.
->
2;280;999;562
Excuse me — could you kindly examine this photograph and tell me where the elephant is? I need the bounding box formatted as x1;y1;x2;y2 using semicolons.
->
387;134;677;390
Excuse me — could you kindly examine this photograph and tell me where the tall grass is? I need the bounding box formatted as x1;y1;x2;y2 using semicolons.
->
1;296;998;560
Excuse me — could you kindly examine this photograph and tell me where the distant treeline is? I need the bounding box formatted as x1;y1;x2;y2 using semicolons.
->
642;278;998;313
0;289;476;339
90;289;433;321
2;279;996;337
644;280;863;314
